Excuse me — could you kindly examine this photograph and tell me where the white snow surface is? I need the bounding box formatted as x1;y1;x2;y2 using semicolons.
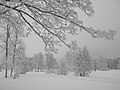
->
0;70;120;90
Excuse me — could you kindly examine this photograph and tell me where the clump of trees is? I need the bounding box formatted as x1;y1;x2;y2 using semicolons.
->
26;45;92;77
0;21;25;78
64;46;92;77
26;51;58;74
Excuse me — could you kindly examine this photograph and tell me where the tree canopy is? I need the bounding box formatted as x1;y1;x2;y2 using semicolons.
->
0;0;116;52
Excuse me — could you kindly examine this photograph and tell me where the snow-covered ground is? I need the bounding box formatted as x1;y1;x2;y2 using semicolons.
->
0;70;120;90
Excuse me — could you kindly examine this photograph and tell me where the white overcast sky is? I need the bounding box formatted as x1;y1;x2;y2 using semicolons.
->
24;0;120;59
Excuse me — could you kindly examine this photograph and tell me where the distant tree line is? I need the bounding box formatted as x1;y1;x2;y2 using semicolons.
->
1;45;92;77
93;57;120;71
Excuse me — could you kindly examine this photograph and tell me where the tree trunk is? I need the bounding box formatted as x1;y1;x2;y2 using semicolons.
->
64;72;66;76
5;40;8;78
10;69;13;77
80;73;82;76
10;54;15;76
5;69;8;78
35;66;37;72
38;68;39;72
5;24;10;78
83;70;85;77
10;31;18;77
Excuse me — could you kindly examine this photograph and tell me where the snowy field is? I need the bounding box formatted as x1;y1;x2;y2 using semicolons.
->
0;70;120;90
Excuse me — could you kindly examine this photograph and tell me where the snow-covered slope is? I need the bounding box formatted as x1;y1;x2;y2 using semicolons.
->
0;70;120;90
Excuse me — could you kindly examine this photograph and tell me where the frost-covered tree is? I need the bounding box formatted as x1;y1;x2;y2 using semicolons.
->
33;54;37;71
0;0;116;53
33;52;44;72
73;47;84;76
58;58;68;76
81;46;92;76
0;23;12;78
65;49;79;73
0;24;24;78
93;57;120;71
13;40;27;75
45;52;58;73
106;58;120;70
117;58;120;69
96;57;108;71
27;56;34;71
65;51;72;69
0;6;24;78
9;29;24;76
92;58;98;71
65;46;92;76
37;52;44;71
113;58;120;69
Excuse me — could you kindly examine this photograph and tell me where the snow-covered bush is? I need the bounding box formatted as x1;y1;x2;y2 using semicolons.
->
13;72;19;79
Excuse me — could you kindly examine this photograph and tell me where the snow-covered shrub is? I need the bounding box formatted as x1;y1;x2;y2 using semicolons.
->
13;72;19;79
